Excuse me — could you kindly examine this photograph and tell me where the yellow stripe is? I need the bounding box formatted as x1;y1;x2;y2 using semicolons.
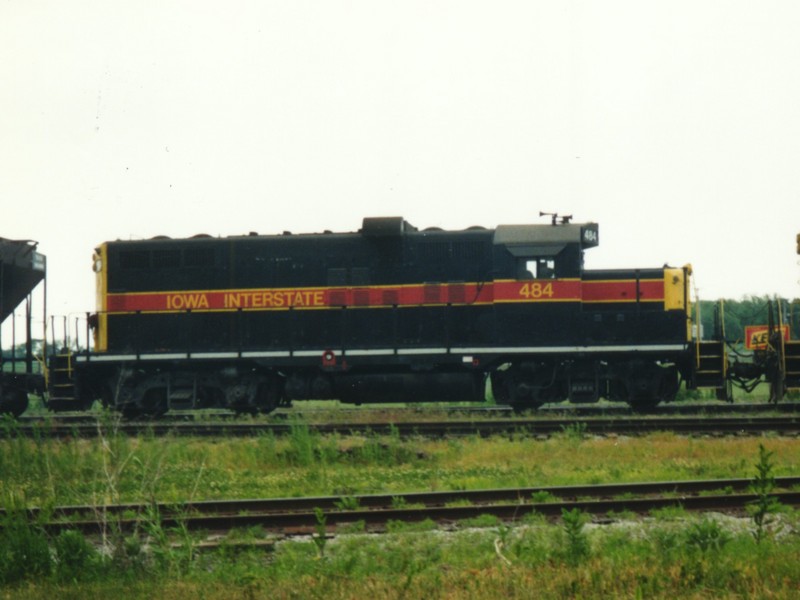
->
582;299;663;304
96;244;108;351
105;301;500;316
106;281;483;298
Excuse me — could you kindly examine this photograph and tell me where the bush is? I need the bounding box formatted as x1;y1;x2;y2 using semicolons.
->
54;529;100;582
0;510;52;585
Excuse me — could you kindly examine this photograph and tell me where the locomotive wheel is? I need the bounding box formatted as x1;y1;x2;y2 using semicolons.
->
256;378;283;415
225;375;281;415
0;388;29;418
113;377;166;419
138;388;168;418
624;362;679;413
627;391;661;413
490;369;546;413
120;405;143;419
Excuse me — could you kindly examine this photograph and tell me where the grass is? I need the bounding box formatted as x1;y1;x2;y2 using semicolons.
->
1;422;800;506
2;511;800;598
1;420;799;597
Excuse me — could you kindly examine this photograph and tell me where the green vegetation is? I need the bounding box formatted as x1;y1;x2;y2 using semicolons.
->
697;296;800;344
2;421;799;506
1;421;799;597
559;508;590;566
2;506;800;598
747;443;783;543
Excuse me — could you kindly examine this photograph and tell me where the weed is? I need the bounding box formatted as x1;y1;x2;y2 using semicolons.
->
312;507;328;558
445;498;474;508
458;513;501;528
284;421;318;467
531;490;557;503
649;504;687;521
334;496;360;511
337;520;366;534
606;508;636;520
522;509;547;525
53;529;100;583
559;422;587;442
560;507;590;565
494;523;513;566
747;443;782;543
385;539;442;597
110;531;148;575
615;491;638;500
386;518;437;533
685;518;731;554
650;526;684;561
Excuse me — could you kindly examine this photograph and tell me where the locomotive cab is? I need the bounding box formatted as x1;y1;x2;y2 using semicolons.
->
493;222;599;281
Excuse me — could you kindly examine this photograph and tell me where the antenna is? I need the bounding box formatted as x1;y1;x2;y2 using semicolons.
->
539;212;573;226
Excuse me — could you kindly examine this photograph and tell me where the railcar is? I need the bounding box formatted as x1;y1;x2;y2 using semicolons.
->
48;217;709;416
0;238;46;416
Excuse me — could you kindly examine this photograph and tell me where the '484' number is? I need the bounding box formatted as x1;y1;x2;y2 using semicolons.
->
519;282;554;299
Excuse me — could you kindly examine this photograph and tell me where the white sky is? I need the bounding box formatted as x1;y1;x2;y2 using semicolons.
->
2;1;799;333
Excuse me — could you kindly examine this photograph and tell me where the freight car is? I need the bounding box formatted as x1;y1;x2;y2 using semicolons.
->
39;216;717;417
0;238;46;416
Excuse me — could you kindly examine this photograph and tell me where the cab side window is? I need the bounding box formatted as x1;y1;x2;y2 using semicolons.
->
518;258;556;280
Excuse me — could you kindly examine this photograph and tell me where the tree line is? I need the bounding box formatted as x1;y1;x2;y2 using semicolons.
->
697;296;800;345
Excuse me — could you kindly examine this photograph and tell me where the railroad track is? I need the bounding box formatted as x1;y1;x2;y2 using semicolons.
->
16;477;800;537
16;401;800;425
5;415;800;438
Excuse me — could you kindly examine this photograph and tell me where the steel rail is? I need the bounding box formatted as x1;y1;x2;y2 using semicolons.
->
11;477;800;535
33;489;800;536
16;401;800;425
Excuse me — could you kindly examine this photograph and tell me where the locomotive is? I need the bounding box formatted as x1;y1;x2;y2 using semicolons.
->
2;216;798;417
54;216;701;416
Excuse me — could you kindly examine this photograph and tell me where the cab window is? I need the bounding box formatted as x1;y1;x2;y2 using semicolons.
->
519;258;555;279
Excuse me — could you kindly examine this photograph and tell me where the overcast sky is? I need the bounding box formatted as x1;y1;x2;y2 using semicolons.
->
2;1;799;336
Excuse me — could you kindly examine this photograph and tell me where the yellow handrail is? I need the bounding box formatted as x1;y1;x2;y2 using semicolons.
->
778;298;787;382
720;299;727;379
694;294;701;369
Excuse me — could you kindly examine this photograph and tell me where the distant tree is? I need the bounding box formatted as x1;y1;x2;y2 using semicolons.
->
1;339;44;360
695;296;800;344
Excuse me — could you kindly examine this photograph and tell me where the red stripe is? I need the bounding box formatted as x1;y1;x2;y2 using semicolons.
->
105;278;666;313
582;280;664;303
493;280;582;302
106;283;496;312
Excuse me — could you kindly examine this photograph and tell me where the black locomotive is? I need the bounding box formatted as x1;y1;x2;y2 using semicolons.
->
3;216;797;418
46;216;701;416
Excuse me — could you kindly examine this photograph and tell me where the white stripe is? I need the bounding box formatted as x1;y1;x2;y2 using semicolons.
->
241;351;291;358
452;344;687;354
76;354;138;362
139;353;188;360
79;343;688;363
345;349;395;356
